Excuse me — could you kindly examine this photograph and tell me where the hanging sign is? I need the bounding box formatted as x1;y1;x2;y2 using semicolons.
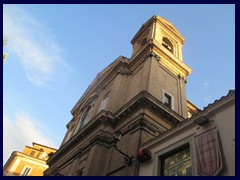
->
195;127;223;176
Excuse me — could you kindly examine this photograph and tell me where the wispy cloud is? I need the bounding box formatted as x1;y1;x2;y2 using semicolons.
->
3;112;57;165
203;82;210;89
3;5;73;86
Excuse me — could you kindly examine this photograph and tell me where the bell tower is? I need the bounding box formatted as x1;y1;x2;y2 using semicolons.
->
130;15;192;118
131;15;188;66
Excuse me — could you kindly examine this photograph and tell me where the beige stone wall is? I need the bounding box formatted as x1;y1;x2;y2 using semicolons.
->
125;66;144;104
107;74;129;113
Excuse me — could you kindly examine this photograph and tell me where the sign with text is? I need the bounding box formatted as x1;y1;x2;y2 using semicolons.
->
195;127;223;176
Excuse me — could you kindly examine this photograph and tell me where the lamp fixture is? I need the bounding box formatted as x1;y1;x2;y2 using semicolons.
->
114;131;122;141
113;131;135;166
194;116;210;126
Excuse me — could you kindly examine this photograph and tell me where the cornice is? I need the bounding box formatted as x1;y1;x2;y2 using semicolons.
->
47;111;114;166
156;16;185;43
131;15;185;45
152;40;192;77
47;91;184;167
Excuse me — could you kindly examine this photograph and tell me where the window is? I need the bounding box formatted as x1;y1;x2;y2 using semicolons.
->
164;93;172;108
98;96;109;112
160;145;192;176
73;106;92;136
40;152;49;160
21;167;32;176
162;37;173;53
98;89;110;113
162;90;174;110
80;107;91;128
29;150;35;157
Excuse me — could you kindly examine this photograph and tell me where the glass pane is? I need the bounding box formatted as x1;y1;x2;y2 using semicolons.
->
162;146;192;176
22;167;31;176
80;108;90;128
164;93;171;108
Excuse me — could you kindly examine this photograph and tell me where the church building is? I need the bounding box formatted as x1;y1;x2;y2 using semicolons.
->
44;15;234;176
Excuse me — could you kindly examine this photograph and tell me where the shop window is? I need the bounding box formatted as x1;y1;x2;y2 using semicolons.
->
160;145;192;176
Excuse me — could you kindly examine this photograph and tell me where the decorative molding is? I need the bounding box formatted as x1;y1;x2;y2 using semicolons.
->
117;67;132;76
142;52;161;62
178;74;187;83
47;91;184;170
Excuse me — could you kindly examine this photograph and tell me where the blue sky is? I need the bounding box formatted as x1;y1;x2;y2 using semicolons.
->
3;4;235;164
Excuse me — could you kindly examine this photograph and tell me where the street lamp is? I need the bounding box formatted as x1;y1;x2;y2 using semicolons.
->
194;116;210;126
113;131;135;166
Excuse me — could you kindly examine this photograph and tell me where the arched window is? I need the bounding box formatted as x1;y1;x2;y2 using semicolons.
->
162;37;173;53
73;106;92;136
80;107;91;128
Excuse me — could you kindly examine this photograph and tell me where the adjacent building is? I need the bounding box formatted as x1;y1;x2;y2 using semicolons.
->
3;142;57;176
44;15;235;176
139;90;235;176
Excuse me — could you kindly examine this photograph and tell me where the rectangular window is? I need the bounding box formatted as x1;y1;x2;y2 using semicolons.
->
98;96;109;113
21;167;32;176
160;145;192;176
29;150;35;157
164;93;172;108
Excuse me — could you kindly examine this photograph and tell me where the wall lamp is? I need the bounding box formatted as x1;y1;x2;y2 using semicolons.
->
113;131;135;166
194;116;210;126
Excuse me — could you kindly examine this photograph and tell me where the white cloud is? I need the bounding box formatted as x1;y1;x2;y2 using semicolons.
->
204;82;210;89
3;5;72;86
3;112;57;165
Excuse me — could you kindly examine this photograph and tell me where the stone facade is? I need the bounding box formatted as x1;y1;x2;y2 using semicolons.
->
44;15;199;176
